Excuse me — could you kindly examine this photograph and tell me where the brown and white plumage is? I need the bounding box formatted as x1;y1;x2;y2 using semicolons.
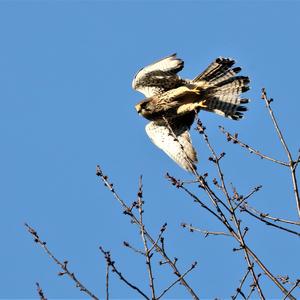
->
132;53;185;97
145;113;197;172
132;54;250;172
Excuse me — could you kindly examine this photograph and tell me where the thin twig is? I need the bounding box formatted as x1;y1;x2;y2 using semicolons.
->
243;204;300;226
157;262;197;300
105;261;109;300
99;246;150;299
261;88;293;160
25;223;99;300
219;126;288;166
282;279;300;300
233;185;263;211
36;282;47;300
231;266;252;300
181;223;231;237
240;205;300;237
137;176;156;299
166;177;226;225
123;241;145;256
148;223;167;253
261;88;300;218
245;283;256;300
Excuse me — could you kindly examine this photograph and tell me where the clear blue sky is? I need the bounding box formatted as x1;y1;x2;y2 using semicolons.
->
0;1;299;299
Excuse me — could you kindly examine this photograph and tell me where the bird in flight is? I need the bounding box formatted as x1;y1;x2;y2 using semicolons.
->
132;54;250;172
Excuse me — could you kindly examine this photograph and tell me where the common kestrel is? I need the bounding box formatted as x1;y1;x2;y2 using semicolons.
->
132;54;250;172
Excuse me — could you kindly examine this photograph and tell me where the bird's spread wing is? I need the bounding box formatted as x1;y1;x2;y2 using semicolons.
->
132;54;185;97
145;113;197;172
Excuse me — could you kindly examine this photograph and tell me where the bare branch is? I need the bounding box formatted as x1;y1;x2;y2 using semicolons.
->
219;126;288;166
157;262;197;300
170;164;296;299
196;119;266;300
96;166;199;300
25;223;99;300
99;246;149;299
234;185;263;211
36;282;47;300
137;176;156;299
105;261;109;300
294;151;300;170
243;204;300;226
181;223;231;237
167;118;297;299
261;88;300;218
260;88;292;162
96;89;299;299
245;283;256;300
165;175;226;225
282;279;300;300
123;241;145;256
196;119;231;205
231;266;251;300
148;223;167;253
245;245;296;300
240;204;300;237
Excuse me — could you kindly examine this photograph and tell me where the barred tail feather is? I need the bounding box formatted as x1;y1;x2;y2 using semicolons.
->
193;57;250;120
193;57;236;83
203;97;250;120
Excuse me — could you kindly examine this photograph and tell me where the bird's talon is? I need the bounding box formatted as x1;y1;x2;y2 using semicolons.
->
198;100;207;108
193;88;201;95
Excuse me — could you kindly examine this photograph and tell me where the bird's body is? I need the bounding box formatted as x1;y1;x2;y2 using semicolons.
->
135;85;201;121
132;54;250;172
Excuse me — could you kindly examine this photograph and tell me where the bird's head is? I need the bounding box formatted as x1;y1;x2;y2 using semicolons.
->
135;99;155;119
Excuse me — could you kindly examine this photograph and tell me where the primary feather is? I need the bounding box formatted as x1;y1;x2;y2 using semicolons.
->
132;53;185;97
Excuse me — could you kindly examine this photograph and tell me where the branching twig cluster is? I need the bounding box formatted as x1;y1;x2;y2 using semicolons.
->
220;88;300;217
25;223;99;300
25;88;299;299
164;89;299;298
99;246;150;299
166;125;268;298
96;167;199;299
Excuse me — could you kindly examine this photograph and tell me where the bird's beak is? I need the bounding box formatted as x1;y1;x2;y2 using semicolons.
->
135;103;142;114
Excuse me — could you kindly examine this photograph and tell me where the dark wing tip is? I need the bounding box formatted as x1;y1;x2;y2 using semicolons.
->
215;57;236;66
240;98;250;104
242;86;250;93
233;67;242;73
237;106;248;112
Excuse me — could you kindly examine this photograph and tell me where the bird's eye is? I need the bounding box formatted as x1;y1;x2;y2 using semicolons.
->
140;102;151;111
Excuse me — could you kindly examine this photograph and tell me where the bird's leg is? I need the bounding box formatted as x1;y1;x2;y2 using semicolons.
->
177;100;208;115
177;103;198;114
197;100;208;108
191;87;201;95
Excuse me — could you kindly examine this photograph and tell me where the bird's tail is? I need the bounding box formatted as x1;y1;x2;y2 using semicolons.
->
193;57;250;120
